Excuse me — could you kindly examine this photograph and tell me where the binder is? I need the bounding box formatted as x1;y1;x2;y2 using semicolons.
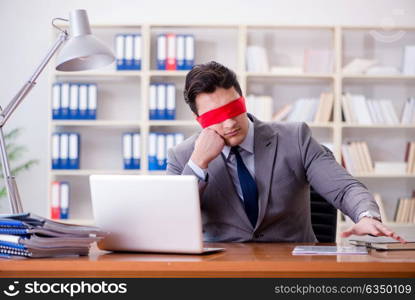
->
60;83;70;119
176;34;185;70
60;133;69;169
52;83;61;120
184;35;195;70
148;133;158;170
157;34;167;70
51;181;60;219
60;182;69;219
125;34;134;70
156;133;166;170
175;133;184;145
115;34;125;70
68;133;80;169
87;84;97;120
78;84;88;119
166;83;176;120
122;133;133;169
166;133;175;155
166;33;176;70
132;133;141;169
157;84;167;120
52;133;61;169
69;83;79;119
133;34;142;70
149;84;158;120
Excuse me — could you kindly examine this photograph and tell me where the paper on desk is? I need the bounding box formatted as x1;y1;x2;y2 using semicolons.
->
292;246;368;255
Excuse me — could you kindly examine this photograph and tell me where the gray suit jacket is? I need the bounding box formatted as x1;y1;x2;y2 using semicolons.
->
167;115;380;242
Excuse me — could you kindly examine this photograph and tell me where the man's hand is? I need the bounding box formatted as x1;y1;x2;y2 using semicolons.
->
341;217;406;243
190;128;225;169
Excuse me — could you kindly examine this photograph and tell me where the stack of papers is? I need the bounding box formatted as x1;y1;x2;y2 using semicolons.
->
0;213;106;258
349;235;415;250
292;246;368;255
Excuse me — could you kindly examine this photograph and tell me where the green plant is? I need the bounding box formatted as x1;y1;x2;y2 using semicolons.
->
0;128;38;199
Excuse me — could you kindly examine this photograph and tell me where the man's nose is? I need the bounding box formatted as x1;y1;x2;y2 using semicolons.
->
223;118;237;128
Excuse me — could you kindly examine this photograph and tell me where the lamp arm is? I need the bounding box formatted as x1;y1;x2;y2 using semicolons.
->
0;30;68;213
0;31;68;127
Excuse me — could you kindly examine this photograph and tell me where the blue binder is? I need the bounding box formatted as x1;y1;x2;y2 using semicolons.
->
157;84;167;120
68;133;80;169
133;34;142;70
156;34;167;70
166;83;176;120
60;83;70;119
52;133;61;169
78;84;88;120
69;83;79;119
149;84;158;120
115;34;125;70
132;133;141;169
148;133;158;170
122;133;133;169
176;34;186;70
59;182;70;219
87;84;97;120
52;83;61;120
184;35;195;70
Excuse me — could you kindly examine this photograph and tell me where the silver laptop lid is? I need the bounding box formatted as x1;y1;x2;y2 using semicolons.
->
89;175;203;253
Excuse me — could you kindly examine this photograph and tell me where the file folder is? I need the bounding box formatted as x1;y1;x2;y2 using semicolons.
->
175;133;185;145
149;84;158;120
68;133;80;169
157;84;167;120
123;133;133;169
87;84;97;120
115;34;125;70
157;34;167;70
166;33;176;70
52;83;61;120
51;181;60;219
78;84;88;120
69;83;79;119
60;182;70;219
60;133;69;169
156;133;166;170
52;133;61;169
60;83;70;119
148;133;158;170
166;83;176;120
125;34;134;70
184;35;195;70
133;34;142;70
176;34;185;70
132;133;141;169
166;133;175;155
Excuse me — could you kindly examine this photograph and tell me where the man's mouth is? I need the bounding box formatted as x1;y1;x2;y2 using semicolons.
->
225;128;240;137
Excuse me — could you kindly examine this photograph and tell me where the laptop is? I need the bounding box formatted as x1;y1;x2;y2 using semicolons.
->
89;175;224;254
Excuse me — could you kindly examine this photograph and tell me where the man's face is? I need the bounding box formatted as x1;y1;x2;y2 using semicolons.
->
195;87;249;147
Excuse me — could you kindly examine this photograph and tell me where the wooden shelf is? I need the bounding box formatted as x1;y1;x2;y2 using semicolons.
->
149;70;189;77
149;120;198;126
342;74;415;80
341;124;415;129
55;70;142;77
51;120;142;127
246;72;334;79
51;169;142;176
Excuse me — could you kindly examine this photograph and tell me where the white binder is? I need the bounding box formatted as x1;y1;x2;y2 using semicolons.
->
157;84;167;119
60;133;69;169
60;83;70;119
79;84;88;119
52;83;61;119
115;34;125;69
69;133;79;169
166;84;176;120
69;83;79;119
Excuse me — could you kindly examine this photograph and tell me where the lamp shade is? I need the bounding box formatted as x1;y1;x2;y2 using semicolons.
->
56;9;114;71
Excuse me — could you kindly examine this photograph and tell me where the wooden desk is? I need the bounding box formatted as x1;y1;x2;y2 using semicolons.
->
1;243;415;278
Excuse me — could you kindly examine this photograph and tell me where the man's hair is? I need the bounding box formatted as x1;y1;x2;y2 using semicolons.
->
184;61;243;116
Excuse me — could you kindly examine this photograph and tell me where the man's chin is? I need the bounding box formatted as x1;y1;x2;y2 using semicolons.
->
225;135;243;147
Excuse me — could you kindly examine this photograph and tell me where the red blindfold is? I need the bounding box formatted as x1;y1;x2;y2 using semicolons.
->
196;96;247;128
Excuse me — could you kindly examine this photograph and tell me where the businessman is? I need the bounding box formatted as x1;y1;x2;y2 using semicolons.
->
167;61;404;243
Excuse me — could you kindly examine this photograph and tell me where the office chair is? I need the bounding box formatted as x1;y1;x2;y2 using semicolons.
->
309;145;338;242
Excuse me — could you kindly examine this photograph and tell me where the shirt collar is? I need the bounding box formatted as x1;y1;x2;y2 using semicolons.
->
222;118;254;160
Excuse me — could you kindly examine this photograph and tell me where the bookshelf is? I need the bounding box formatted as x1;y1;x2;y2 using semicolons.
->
48;24;415;240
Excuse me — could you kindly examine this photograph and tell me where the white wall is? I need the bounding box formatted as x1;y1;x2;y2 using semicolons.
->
0;0;414;215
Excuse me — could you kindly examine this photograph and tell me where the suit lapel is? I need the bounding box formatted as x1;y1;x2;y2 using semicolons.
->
252;116;279;230
207;152;253;230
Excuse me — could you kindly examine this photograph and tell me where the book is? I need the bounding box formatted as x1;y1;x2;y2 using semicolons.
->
0;213;105;258
246;46;269;72
402;45;415;75
349;235;415;250
342;58;378;74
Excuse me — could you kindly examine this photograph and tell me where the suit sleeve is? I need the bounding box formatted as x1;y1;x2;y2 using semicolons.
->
166;148;209;197
298;122;380;223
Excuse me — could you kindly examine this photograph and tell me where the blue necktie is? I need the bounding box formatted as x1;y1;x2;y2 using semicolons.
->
231;146;258;227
